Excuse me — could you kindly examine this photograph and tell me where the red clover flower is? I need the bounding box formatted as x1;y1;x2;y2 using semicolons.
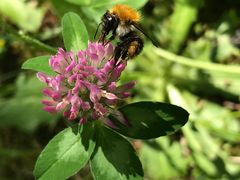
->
37;42;135;127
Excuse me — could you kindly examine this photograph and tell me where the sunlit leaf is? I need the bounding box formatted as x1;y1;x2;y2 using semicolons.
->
66;0;91;6
90;126;143;180
22;56;55;75
62;12;89;52
66;0;148;9
168;0;203;52
34;124;95;180
0;0;44;32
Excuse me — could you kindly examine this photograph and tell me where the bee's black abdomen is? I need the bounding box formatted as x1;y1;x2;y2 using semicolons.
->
114;31;143;60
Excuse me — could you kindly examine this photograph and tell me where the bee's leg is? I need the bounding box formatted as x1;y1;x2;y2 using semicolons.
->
104;34;116;46
113;42;131;66
99;32;107;44
113;43;124;63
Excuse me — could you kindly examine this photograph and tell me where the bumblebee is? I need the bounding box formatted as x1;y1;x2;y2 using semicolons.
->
95;4;158;63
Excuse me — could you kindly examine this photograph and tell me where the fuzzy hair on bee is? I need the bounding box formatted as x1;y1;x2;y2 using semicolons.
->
95;4;159;63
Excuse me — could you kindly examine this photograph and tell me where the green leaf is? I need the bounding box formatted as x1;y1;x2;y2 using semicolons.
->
90;126;143;180
0;0;44;32
109;102;189;139
193;153;218;176
62;12;89;52
22;55;56;75
66;0;91;6
119;0;148;9
65;0;148;9
51;0;81;17
168;0;203;52
34;124;96;180
0;75;57;132
89;0;148;9
139;139;185;179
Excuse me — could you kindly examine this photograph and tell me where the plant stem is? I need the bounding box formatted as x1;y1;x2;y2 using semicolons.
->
0;148;37;158
14;31;57;54
1;20;57;54
155;48;240;74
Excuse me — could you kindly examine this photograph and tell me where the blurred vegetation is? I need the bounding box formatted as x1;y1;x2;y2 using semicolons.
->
0;0;240;179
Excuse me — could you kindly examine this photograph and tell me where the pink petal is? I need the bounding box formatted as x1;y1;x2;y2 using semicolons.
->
42;100;56;106
68;74;77;84
102;90;119;100
69;111;78;120
43;106;57;113
79;117;87;124
101;59;114;74
63;110;71;118
42;88;61;100
101;117;118;129
105;99;118;105
89;85;102;103
96;44;105;58
105;43;114;56
94;70;107;83
107;82;116;91
94;103;108;116
50;75;64;91
109;62;127;82
70;95;82;109
56;99;69;111
117;92;131;98
110;110;129;126
49;48;68;73
36;72;50;84
77;50;86;60
92;111;100;120
65;59;76;73
84;66;95;73
81;101;91;111
115;81;136;93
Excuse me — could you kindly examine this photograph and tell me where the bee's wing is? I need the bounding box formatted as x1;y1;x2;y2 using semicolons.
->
132;23;160;48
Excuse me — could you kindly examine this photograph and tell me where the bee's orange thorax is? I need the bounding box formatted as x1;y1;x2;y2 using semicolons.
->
110;4;140;23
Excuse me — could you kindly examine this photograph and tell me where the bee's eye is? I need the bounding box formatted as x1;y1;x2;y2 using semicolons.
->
107;16;112;21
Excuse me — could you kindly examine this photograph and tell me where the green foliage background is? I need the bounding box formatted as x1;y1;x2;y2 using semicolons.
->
0;0;240;179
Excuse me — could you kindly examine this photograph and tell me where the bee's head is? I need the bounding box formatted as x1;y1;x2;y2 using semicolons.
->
99;11;119;43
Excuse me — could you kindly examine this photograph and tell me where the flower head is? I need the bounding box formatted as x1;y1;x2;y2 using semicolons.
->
37;42;135;127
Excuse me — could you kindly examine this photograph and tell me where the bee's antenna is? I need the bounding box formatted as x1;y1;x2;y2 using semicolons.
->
94;22;102;40
132;23;160;48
